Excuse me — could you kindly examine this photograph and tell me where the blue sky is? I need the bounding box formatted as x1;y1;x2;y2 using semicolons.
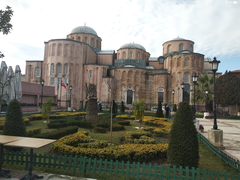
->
0;0;240;74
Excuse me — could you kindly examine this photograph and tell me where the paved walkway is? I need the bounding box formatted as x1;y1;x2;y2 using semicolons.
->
197;118;240;161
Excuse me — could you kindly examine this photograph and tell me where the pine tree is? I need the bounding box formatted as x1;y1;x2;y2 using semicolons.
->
120;101;125;113
3;99;26;151
156;101;164;117
167;102;199;168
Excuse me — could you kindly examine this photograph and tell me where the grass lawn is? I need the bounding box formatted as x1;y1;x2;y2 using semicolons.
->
12;114;239;177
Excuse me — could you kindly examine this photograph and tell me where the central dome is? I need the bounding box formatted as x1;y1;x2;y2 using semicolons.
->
120;43;146;51
70;26;98;36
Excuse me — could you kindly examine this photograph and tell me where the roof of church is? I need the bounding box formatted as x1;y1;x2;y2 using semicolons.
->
163;37;194;44
70;26;98;36
119;43;146;51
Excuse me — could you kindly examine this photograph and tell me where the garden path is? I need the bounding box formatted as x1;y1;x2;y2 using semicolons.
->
197;118;240;161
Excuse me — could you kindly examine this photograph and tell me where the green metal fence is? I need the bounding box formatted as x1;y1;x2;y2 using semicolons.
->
3;151;240;180
197;132;240;172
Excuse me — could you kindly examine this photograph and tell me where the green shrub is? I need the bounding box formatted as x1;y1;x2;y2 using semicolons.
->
47;123;67;129
143;127;155;133
66;120;80;126
167;102;199;168
78;141;108;148
153;129;166;137
112;123;124;131
133;136;156;144
34;126;78;139
97;122;110;129
93;127;107;133
3;99;26;152
118;121;130;126
120;101;125;113
79;121;93;129
50;119;67;123
173;104;177;112
156;101;164;118
26;128;41;137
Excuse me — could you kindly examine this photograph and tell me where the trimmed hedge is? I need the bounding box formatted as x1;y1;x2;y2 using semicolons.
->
34;126;78;139
116;115;135;121
79;121;94;129
97;123;110;129
93;127;107;133
47;123;67;129
112;123;124;131
51;131;168;162
118;121;130;126
26;128;41;137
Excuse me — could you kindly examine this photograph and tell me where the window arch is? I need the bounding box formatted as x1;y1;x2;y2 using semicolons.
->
35;68;41;77
190;45;193;52
89;70;92;79
184;57;190;66
130;51;133;59
137;52;139;59
78;37;80;41
91;38;93;46
184;73;190;83
64;64;69;75
179;43;183;51
85;37;87;43
57;63;62;74
158;88;164;92
123;52;126;59
167;44;172;53
57;43;62;56
51;64;54;74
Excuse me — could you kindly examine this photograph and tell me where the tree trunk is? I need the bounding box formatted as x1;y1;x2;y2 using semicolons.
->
139;119;141;129
0;89;4;112
110;100;113;145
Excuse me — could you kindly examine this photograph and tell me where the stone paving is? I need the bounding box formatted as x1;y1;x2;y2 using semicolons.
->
197;118;240;161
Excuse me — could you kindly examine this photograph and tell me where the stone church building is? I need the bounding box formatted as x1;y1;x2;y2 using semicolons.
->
23;25;212;109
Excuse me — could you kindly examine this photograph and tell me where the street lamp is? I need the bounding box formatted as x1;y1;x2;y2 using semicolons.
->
69;85;72;108
41;79;45;105
209;57;220;130
181;82;185;102
172;89;175;106
205;90;208;112
65;83;68;110
192;73;198;120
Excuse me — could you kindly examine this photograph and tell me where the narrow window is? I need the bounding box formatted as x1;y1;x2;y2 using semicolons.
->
184;73;190;83
50;77;55;85
85;37;87;43
64;78;68;85
78;37;80;41
137;52;139;59
190;45;193;52
35;68;41;77
167;45;172;53
51;64;54;74
57;64;62;74
91;38;93;46
89;70;92;79
96;40;98;48
123;52;126;59
65;64;69;75
130;52;133;59
179;43;183;51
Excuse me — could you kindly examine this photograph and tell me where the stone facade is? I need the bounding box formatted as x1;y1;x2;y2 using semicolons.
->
23;25;207;109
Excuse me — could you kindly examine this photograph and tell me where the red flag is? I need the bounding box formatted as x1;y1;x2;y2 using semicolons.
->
61;80;66;89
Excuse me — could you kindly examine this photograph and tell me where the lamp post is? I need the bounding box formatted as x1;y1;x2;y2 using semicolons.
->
65;83;68;110
41;79;45;105
205;90;208;112
181;82;185;102
69;85;72;108
172;89;175;107
192;73;198;120
121;83;123;102
209;57;220;130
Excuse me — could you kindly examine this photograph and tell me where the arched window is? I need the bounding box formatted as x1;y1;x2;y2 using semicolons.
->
123;52;126;59
72;37;74;40
57;64;62;74
78;37;80;41
137;52;139;59
35;68;41;77
158;88;164;103
118;53;120;59
51;64;54;74
96;40;98;48
179;43;183;51
85;37;87;43
167;44;172;53
91;38;93;46
89;70;92;79
190;45;193;52
184;73;190;83
64;64;68;75
130;52;133;59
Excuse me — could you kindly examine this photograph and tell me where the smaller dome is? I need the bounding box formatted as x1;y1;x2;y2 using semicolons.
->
70;26;98;36
120;43;146;51
171;37;186;41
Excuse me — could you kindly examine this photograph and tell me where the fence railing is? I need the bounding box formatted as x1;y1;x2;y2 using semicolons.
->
197;132;240;173
3;151;240;180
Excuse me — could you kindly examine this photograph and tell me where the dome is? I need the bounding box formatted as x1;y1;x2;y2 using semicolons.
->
120;43;146;51
163;37;194;44
70;26;98;36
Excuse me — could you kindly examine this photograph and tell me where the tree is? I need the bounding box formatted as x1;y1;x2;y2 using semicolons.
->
191;74;214;112
216;73;240;106
0;6;14;58
3;99;26;151
41;97;53;122
167;102;199;168
133;99;145;129
156;101;164;117
120;101;125;113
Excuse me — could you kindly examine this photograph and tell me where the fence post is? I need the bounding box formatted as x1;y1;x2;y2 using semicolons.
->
83;157;87;177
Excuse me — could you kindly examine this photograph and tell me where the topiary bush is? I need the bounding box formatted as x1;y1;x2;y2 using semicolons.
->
167;102;199;168
93;126;107;133
3;99;26;151
118;120;130;126
156;101;164;118
120;101;125;113
173;104;177;112
112;123;125;131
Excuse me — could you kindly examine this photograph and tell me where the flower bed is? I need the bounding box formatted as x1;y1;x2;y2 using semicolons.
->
52;131;168;162
116;114;135;121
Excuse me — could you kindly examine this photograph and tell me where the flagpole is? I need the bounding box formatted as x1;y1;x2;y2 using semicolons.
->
60;78;62;108
57;82;59;107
